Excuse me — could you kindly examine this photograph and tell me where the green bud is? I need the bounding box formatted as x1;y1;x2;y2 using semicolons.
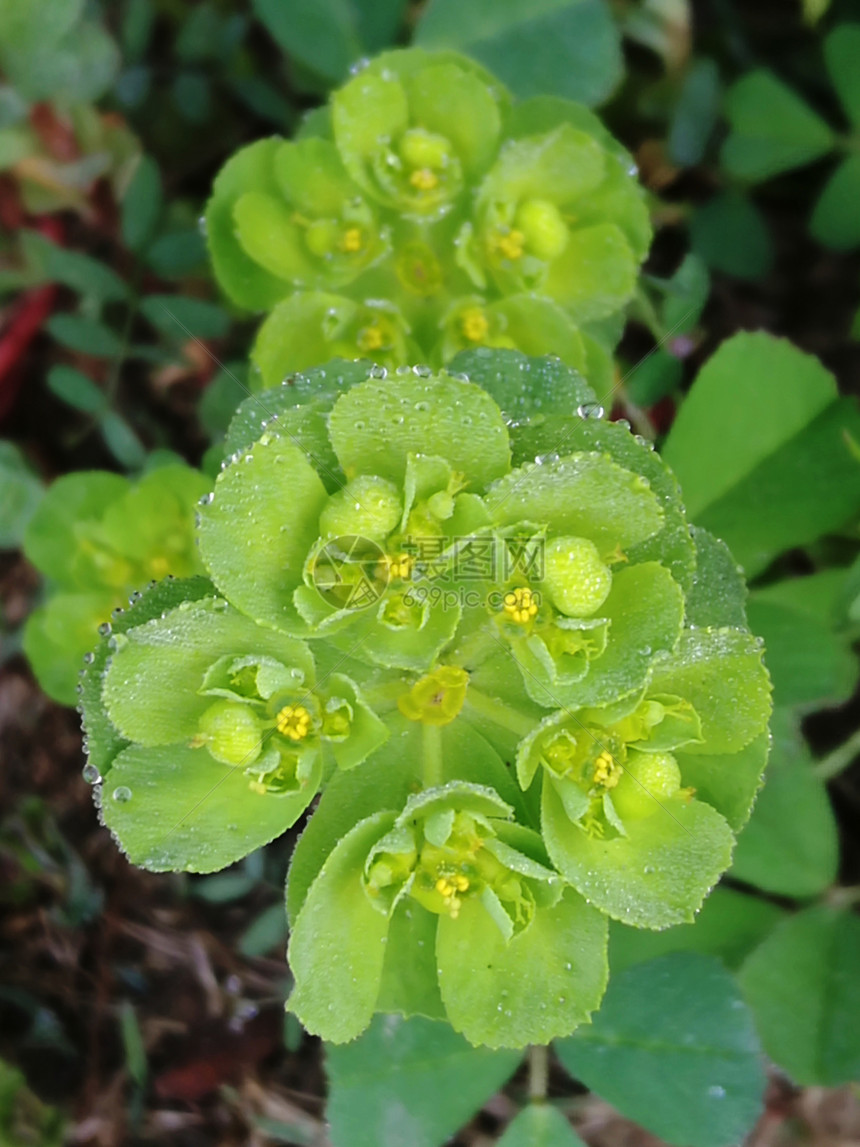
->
399;127;453;173
542;535;611;616
516;198;569;261
197;700;262;767
318;475;402;540
304;218;342;257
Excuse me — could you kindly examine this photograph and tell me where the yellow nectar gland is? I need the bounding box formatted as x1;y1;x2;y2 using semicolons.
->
592;750;621;789
435;872;470;917
340;227;364;253
503;586;539;624
495;228;525;260
276;704;312;742
357;322;387;353
460;306;490;343
409;167;439;191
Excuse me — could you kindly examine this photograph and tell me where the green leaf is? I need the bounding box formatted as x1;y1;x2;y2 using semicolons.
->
238;902;288;957
415;0;623;108
99;412;147;471
102;597;313;744
47;366;107;414
608;886;784;974
747;587;857;709
684;527;748;630
47;314;122;358
676;732;769;833
731;746;838;898
0;441;43;549
122;155;162;254
690;191;773;280
102;743;315;872
24;471;127;582
447;348;596;422
721;70;834;181
328;372;510;490
437;888;608;1048
556;953;765;1147
23;590;117;705
140;294;231;340
810;154;860;250
824;24;860;129
145;229;207;278
198;435;329;633
204;139;291;311
498;1105;587;1147
739;906;860;1085
668;59;721;167
325;1014;520;1147
251;0;362;84
288;811;396;1042
542;780;735;928
20;230;128;303
662;331;860;575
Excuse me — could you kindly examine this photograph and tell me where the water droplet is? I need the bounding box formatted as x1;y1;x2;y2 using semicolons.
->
82;763;101;785
199;492;214;505
98;622;111;637
577;402;605;420
83;652;95;664
707;1085;726;1099
112;786;132;803
395;364;411;376
368;364;387;379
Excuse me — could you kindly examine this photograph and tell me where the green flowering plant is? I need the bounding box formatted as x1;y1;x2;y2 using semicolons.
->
23;464;209;705
80;350;771;1049
205;49;650;397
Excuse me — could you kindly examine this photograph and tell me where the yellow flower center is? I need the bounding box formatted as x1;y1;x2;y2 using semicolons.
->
503;586;539;624
592;750;621;789
385;552;414;581
496;228;525;260
340;226;363;253
435;872;470;917
398;666;470;726
460;306;490;343
276;704;312;742
357;322;387;353
410;167;439;191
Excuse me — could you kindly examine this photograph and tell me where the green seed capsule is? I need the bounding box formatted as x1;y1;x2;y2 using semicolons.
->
542;535;611;616
515;198;569;262
318;475;402;540
197;700;262;767
611;750;682;821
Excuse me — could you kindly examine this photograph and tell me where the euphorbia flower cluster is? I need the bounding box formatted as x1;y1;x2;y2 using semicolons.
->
81;350;771;1048
205;48;650;397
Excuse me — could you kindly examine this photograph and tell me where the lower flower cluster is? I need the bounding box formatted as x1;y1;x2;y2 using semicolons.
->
80;350;771;1048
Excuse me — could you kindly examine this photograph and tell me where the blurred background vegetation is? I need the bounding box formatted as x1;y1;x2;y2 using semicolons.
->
2;1;860;1145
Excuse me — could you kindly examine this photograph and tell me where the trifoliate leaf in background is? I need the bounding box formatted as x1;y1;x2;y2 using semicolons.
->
415;0;623;108
47;366;107;414
810;154;860;250
140;294;230;340
747;573;858;709
823;24;860;128
46;314;123;358
556;953;765;1147
731;722;838;898
690;191;773;280
739;906;860;1085
662;332;860;576
99;411;147;471
608;886;784;974
497;1104;586;1147
121;155;162;253
325;1015;521;1147
19;230;129;303
0;441;43;550
721;70;834;182
668;59;721;167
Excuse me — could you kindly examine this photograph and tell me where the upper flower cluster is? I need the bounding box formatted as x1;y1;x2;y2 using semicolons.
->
206;49;650;396
80;350;770;1049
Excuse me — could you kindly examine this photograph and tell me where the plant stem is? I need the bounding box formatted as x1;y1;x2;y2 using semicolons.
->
528;1044;549;1102
463;688;535;738
815;728;860;781
422;722;443;788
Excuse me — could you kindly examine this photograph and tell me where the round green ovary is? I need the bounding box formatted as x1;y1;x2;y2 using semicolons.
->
196;700;262;766
612;750;682;821
542;535;612;616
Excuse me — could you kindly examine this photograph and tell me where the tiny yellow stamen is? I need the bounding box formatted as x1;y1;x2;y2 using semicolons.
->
496;228;525;260
340;227;363;253
460;307;490;343
410;167;439;191
503;586;539;624
385;552;414;581
276;704;312;742
357;323;386;352
592;750;620;789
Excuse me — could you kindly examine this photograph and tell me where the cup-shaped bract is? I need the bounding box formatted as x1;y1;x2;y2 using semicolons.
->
205;49;650;386
81;350;771;1048
23;464;208;704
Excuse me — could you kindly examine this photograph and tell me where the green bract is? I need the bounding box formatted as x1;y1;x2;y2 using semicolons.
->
23;464;208;705
81;350;771;1048
205;49;649;394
